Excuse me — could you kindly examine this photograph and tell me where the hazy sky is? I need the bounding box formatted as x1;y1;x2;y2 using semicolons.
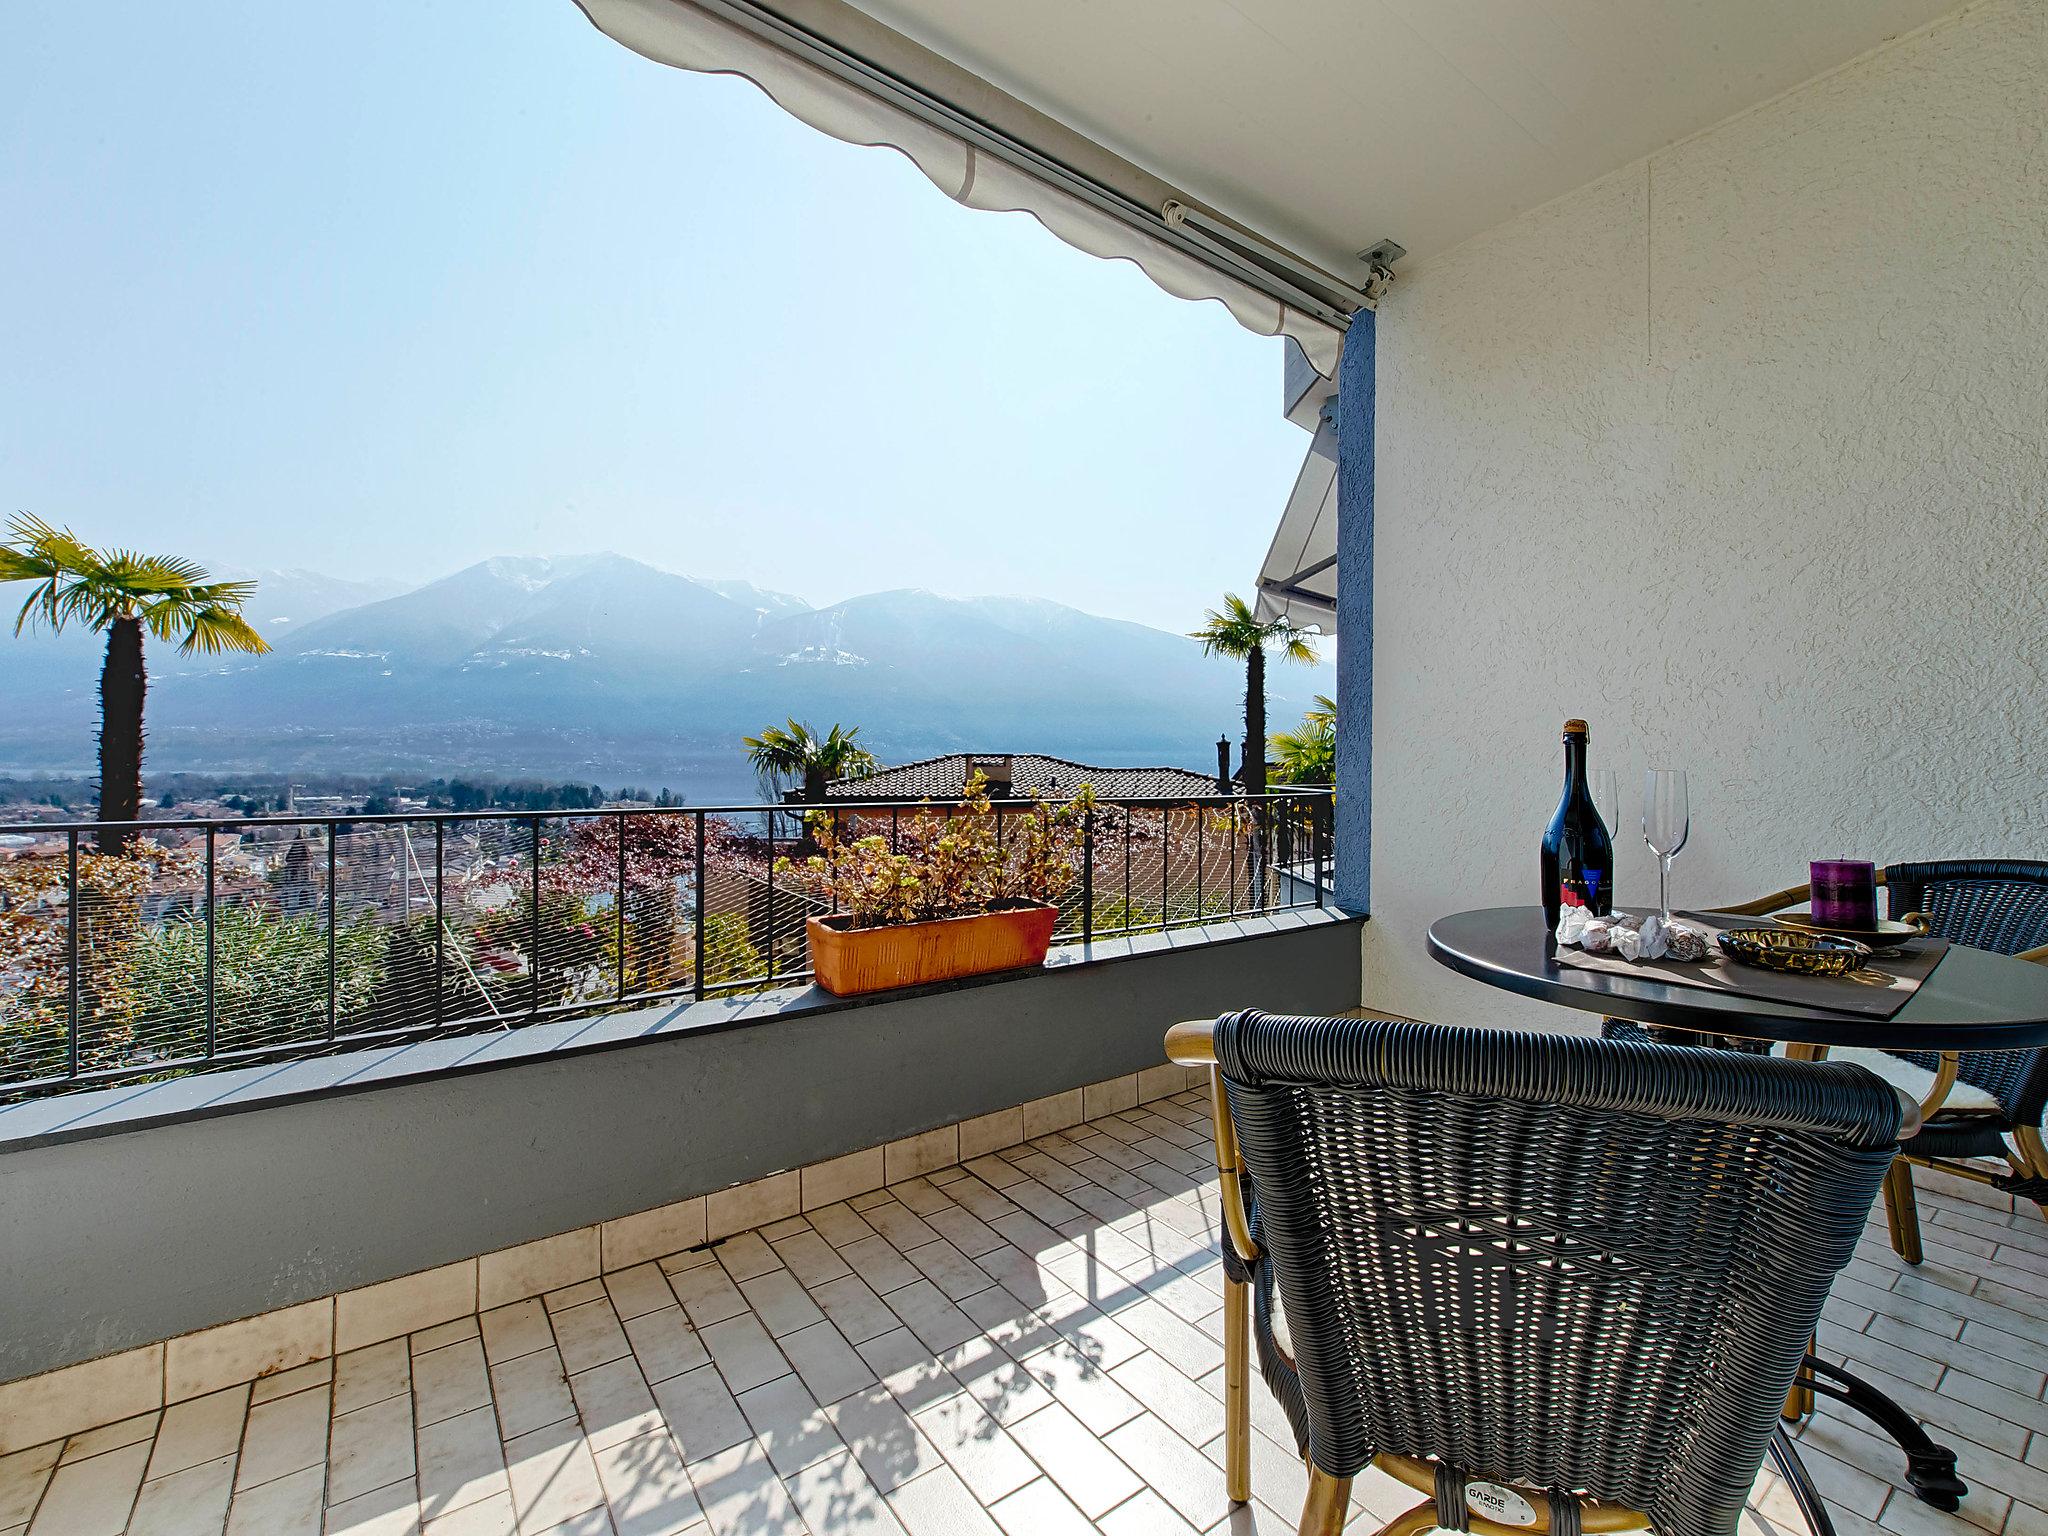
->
1;1;1308;634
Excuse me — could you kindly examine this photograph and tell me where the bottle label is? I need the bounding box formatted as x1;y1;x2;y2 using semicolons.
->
1559;868;1605;910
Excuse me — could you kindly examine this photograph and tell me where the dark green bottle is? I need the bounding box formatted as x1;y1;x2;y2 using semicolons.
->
1540;718;1614;930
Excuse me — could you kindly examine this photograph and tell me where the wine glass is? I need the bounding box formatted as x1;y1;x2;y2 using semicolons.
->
1643;769;1690;921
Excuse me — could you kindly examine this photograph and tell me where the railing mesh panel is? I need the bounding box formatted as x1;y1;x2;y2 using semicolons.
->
0;791;1330;1098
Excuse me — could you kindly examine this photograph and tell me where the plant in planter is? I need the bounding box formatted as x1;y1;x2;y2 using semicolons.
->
777;775;1093;996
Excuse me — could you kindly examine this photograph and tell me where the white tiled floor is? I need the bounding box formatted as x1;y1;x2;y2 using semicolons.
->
4;1087;2046;1536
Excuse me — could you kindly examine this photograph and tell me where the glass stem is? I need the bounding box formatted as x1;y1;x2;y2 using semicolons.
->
1658;855;1672;921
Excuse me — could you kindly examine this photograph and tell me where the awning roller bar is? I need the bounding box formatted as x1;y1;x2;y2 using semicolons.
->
586;0;1364;341
688;0;1364;328
1164;203;1378;318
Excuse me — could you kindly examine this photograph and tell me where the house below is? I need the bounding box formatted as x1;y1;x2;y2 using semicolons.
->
820;751;1228;802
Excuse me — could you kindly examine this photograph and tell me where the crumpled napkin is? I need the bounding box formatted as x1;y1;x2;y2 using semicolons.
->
1558;908;1706;962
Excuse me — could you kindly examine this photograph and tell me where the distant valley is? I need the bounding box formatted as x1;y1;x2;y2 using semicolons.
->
0;556;1331;803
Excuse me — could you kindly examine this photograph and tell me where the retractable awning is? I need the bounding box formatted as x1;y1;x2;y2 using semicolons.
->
574;0;1368;376
577;0;1956;628
1255;408;1338;630
580;0;1962;351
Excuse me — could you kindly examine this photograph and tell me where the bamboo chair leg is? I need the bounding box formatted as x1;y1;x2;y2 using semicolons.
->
2018;1127;2048;1219
1784;1335;1816;1423
1225;1277;1252;1504
1299;1467;1354;1535
1884;1159;1924;1264
1364;1502;1436;1536
1882;1160;1906;1252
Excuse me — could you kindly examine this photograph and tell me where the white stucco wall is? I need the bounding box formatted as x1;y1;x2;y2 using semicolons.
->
1363;0;2047;1027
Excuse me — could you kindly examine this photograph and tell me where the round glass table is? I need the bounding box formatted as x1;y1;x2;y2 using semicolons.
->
1426;905;2048;1053
1427;904;2048;1519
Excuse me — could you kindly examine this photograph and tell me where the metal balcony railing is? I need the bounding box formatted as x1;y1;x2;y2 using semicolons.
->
0;789;1333;1100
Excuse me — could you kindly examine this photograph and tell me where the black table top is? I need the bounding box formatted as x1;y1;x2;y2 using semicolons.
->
1427;906;2048;1051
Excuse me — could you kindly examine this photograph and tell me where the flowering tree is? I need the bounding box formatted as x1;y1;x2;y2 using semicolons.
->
0;840;202;1080
532;815;697;996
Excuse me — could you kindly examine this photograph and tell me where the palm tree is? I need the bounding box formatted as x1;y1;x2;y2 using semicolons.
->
1190;594;1320;800
1270;694;1337;785
1;515;269;850
743;719;878;805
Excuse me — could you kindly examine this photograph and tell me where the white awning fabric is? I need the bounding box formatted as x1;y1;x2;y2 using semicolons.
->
574;0;1349;375
1255;412;1338;631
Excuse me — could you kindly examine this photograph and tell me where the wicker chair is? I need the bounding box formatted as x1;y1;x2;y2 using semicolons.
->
1716;860;2048;1261
1166;1011;1911;1536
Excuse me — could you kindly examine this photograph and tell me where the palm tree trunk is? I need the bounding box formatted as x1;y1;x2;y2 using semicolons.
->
1245;646;1268;909
97;615;146;853
794;765;829;855
1245;647;1268;800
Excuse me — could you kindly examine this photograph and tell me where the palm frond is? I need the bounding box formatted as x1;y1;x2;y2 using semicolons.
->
1269;715;1337;784
1190;591;1321;665
816;723;877;777
1189;592;1266;658
0;548;56;583
173;577;260;608
2;515;95;635
9;583;60;638
0;543;61;583
102;551;211;594
746;719;879;780
53;578;128;631
4;513;96;573
172;605;273;657
743;718;816;776
2;518;267;648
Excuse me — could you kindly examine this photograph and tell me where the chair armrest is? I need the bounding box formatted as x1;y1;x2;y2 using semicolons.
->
1165;1017;1218;1064
2017;942;2048;967
1895;1084;1924;1140
1716;882;1812;917
1164;1018;1258;1263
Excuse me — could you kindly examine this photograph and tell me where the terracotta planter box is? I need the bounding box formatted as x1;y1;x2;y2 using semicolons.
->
806;902;1060;996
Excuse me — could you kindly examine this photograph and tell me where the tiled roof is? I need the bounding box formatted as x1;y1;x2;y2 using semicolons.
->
824;752;1223;801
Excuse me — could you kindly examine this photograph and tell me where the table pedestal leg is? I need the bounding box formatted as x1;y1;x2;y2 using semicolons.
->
1770;1427;1837;1536
1800;1356;1967;1510
1776;1041;1964;1506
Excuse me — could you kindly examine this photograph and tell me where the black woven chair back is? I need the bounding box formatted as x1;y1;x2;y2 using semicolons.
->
1885;860;2048;1121
1215;1012;1903;1536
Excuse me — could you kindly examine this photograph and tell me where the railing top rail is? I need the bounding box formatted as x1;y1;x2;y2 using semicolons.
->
0;787;1332;840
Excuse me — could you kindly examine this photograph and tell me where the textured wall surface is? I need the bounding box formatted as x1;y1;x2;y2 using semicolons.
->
1362;0;2048;1027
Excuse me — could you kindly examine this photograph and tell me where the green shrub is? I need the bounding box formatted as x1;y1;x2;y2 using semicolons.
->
700;911;762;986
128;907;383;1059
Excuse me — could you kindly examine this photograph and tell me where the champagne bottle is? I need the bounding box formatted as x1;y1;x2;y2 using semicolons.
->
1540;718;1614;931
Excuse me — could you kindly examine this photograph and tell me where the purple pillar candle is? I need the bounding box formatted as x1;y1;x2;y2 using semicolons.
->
1811;859;1878;929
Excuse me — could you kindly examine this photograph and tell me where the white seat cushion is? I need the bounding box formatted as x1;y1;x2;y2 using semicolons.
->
1773;1043;2000;1114
1268;1283;1292;1360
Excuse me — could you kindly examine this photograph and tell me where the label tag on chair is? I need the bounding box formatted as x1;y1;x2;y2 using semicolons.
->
1466;1483;1540;1527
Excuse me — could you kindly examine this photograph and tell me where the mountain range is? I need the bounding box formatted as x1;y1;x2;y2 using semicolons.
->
0;555;1332;800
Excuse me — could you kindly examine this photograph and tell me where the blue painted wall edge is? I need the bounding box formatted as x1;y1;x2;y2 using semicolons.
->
1334;310;1374;915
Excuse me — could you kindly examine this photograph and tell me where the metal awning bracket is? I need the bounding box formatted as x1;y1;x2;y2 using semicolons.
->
1358;238;1405;302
